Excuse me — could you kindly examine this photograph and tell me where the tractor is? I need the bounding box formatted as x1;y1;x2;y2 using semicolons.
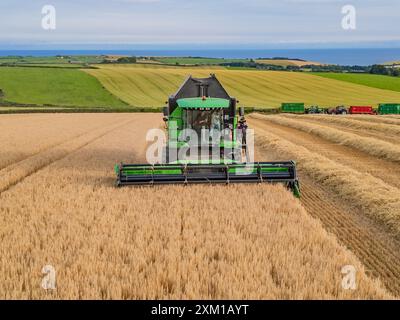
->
305;106;327;114
327;105;348;115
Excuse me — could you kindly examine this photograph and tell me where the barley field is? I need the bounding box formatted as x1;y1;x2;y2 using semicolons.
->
86;64;400;108
0;113;394;299
250;113;400;234
256;59;323;67
249;113;400;296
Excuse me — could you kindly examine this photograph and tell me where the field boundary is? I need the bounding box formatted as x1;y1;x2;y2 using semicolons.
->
0;64;97;70
0;105;280;114
0;105;163;114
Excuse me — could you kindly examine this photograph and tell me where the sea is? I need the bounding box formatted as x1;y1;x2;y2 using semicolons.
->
0;48;399;66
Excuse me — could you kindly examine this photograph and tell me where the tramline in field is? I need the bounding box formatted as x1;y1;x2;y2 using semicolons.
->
115;75;300;197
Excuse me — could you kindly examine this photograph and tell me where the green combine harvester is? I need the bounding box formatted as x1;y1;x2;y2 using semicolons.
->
115;75;300;197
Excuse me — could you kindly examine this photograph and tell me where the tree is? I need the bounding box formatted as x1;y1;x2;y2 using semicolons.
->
392;68;400;77
116;56;137;64
369;64;389;75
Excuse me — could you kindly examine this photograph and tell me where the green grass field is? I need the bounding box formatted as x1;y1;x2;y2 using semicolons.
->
312;73;400;93
85;64;400;108
0;67;127;107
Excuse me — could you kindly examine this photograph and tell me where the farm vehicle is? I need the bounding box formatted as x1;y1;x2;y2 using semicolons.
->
115;75;300;197
327;106;348;115
305;106;327;114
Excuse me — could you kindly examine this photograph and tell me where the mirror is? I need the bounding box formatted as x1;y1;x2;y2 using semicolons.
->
239;106;245;117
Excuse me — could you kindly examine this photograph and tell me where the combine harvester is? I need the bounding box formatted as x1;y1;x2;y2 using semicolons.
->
115;75;300;197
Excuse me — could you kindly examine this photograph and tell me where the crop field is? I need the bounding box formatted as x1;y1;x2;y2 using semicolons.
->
0;55;104;67
3;64;400;110
256;59;323;67
313;73;400;93
153;57;249;65
86;64;400;108
248;113;400;296
0;113;397;299
0;67;127;108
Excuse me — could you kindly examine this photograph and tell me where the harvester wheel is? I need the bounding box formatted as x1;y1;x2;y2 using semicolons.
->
293;181;301;198
288;181;301;198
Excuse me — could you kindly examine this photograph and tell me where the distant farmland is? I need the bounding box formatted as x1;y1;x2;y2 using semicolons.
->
2;63;400;110
313;73;400;93
153;57;249;65
256;59;323;67
0;67;127;108
86;64;400;108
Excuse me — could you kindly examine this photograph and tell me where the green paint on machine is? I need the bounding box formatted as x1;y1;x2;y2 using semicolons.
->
378;104;400;114
177;97;230;109
281;103;305;114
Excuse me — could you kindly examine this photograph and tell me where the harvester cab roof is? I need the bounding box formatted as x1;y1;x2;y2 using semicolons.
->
166;74;236;117
176;97;230;109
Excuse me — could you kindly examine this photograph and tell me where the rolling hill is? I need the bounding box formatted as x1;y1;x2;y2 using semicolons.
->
85;64;400;108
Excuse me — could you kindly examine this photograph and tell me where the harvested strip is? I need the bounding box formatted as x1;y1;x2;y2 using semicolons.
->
339;115;400;126
249;117;400;189
294;120;400;146
251;123;400;235
279;114;400;146
300;178;400;296
251;113;400;162
255;145;400;296
282;114;400;136
0;118;135;193
382;115;400;119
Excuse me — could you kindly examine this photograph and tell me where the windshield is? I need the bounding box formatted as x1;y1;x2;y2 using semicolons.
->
184;109;223;134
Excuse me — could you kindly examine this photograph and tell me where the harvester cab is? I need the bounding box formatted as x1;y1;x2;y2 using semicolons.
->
162;74;242;163
115;74;300;197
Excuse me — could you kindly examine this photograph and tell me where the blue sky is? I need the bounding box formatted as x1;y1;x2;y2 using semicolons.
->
0;0;399;49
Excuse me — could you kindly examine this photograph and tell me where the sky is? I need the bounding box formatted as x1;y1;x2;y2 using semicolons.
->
0;0;399;49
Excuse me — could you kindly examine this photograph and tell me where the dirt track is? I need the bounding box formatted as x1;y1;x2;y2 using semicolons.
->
250;116;400;296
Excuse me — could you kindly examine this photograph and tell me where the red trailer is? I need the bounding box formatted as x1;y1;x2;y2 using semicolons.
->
349;106;376;115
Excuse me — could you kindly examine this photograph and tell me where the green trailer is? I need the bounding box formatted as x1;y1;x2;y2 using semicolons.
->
378;104;400;115
281;103;305;114
115;74;300;197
